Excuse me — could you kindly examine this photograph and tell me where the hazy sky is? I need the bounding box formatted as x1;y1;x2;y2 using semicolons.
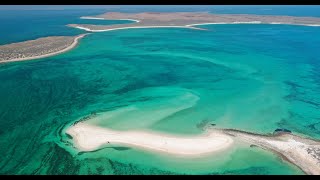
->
0;5;120;10
0;5;301;10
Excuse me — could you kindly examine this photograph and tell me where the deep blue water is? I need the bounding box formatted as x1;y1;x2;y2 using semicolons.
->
0;9;132;45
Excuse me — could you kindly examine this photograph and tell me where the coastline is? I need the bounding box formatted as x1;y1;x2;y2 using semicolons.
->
187;22;320;27
71;21;320;33
71;25;206;32
0;33;89;63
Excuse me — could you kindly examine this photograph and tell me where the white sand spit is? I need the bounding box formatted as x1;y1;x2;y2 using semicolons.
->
66;122;233;156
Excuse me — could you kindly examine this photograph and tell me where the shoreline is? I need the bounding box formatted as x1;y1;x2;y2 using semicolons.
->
187;21;320;27
70;21;320;33
71;25;206;32
0;33;89;64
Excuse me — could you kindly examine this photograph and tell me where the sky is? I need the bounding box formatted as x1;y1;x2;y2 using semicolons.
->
0;5;116;10
0;5;310;10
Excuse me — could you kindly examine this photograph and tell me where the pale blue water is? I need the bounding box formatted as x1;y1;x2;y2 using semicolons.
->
0;6;319;175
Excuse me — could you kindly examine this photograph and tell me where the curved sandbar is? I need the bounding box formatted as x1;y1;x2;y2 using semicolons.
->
68;12;320;32
66;122;233;156
66;119;320;175
0;33;89;63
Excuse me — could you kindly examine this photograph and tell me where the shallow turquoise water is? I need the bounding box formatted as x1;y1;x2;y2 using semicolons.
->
1;23;320;174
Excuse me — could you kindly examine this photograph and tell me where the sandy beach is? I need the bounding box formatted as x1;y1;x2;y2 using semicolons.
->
66;122;233;156
0;33;88;63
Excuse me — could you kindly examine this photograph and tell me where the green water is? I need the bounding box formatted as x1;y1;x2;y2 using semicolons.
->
1;24;320;174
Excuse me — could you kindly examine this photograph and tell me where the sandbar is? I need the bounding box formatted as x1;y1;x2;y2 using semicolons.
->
66;121;320;175
66;122;233;156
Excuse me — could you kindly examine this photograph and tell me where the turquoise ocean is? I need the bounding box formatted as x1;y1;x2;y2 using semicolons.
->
0;6;319;174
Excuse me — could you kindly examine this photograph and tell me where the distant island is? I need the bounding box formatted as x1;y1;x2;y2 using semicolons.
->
0;34;88;63
1;12;320;63
68;12;320;32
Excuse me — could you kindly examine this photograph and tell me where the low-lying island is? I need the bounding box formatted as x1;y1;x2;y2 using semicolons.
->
0;34;88;63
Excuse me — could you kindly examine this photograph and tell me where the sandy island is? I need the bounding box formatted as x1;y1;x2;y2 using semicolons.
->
66;122;233;156
66;121;320;175
0;33;89;63
68;12;320;32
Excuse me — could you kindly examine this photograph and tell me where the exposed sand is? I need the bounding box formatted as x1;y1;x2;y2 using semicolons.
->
68;12;320;32
81;16;140;22
66;120;320;175
80;16;105;20
72;25;206;32
0;33;89;63
66;122;233;156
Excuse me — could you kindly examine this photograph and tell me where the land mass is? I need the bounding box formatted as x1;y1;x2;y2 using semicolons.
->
66;121;320;175
68;12;320;32
0;34;88;63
